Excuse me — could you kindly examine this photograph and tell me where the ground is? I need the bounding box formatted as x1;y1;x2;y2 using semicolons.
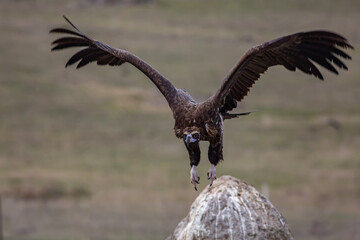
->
0;0;359;239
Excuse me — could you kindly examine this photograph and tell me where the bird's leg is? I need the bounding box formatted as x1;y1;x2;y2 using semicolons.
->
208;136;223;187
190;165;200;191
185;141;201;191
207;164;217;187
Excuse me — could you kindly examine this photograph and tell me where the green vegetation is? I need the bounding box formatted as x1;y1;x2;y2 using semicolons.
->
0;0;359;239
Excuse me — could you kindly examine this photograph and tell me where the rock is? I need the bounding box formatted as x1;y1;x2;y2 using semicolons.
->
167;175;294;240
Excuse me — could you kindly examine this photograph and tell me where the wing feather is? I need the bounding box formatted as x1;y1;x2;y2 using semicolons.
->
50;16;179;110
210;31;353;115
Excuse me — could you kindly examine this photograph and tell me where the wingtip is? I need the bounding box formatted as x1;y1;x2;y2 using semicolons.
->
345;41;355;50
62;15;70;23
62;15;81;33
318;75;324;81
48;15;76;34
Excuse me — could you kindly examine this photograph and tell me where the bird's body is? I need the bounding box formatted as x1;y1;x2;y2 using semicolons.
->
51;16;353;190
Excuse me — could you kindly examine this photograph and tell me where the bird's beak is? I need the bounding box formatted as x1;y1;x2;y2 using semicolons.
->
185;135;191;145
185;134;197;145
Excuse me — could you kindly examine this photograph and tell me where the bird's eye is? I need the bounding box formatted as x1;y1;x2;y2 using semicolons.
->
193;133;200;139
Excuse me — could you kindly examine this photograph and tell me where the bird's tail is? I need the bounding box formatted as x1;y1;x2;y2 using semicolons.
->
222;111;253;120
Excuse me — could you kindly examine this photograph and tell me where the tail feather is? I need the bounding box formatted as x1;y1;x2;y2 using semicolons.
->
223;111;253;120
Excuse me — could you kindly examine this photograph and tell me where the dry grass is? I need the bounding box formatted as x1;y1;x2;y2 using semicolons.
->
0;0;359;239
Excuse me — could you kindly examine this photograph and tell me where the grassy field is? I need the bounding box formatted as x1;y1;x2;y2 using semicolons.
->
0;0;359;239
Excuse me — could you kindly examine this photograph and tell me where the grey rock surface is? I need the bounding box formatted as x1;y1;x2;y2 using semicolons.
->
167;175;294;240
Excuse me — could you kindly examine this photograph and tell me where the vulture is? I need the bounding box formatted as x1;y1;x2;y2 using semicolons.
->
50;16;353;190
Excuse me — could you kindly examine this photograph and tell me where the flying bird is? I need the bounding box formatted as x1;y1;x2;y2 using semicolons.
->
50;16;353;190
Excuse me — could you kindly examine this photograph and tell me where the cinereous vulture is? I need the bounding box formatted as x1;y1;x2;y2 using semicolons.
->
50;16;353;190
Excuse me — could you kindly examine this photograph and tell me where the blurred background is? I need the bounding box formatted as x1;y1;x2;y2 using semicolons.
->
0;0;359;239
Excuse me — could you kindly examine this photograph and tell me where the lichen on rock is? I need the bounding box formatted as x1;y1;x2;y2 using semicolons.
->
167;175;294;240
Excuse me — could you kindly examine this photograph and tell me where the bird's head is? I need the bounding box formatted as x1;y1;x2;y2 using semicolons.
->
183;130;200;146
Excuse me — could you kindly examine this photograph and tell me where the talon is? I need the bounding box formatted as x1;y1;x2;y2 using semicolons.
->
207;164;217;187
190;165;199;190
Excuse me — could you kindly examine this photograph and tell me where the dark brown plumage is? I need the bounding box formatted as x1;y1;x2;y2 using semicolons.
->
50;16;353;190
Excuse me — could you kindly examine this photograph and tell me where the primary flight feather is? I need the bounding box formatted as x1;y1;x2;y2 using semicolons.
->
50;16;353;190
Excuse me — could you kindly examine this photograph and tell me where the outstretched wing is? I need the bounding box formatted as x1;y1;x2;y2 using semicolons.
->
50;16;179;110
210;31;353;116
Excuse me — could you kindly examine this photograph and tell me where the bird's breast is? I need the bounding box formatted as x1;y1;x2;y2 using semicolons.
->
173;102;222;140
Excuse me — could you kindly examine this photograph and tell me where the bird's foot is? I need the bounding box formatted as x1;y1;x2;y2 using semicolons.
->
190;165;200;191
207;164;217;187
